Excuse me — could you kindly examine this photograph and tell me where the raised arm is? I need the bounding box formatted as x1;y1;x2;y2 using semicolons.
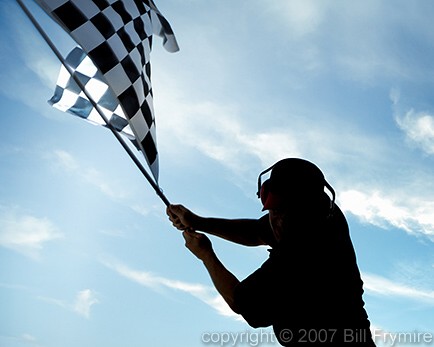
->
166;204;268;246
182;230;241;313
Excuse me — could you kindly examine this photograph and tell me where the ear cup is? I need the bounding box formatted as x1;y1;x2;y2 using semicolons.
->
259;179;271;206
256;165;274;198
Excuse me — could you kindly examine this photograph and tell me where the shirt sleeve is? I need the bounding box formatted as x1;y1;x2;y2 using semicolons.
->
233;259;278;328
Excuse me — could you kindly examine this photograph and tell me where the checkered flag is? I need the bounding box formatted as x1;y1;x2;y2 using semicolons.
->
37;0;179;181
50;46;139;149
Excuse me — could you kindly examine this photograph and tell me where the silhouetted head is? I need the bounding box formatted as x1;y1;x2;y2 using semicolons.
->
258;158;335;211
257;158;335;242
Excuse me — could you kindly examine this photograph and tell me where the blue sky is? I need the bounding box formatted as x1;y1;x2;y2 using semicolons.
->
1;1;434;346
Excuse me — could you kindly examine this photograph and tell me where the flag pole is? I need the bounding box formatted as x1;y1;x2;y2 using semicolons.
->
16;0;170;207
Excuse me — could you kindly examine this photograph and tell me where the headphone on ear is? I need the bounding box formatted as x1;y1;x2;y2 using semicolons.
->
324;180;336;218
256;162;336;218
256;165;274;198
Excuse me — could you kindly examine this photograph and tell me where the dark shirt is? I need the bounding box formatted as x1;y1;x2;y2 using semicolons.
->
233;204;375;346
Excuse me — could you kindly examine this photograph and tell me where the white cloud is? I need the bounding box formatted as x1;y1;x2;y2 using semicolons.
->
21;333;37;343
0;207;62;259
53;149;80;171
102;258;241;320
340;189;434;241
0;2;68;121
340;190;412;230
155;71;386;184
268;0;324;39
0;333;39;346
39;289;99;319
160;101;301;172
103;258;434;324
262;0;434;84
130;204;152;217
154;69;434;245
362;272;434;305
156;94;286;173
50;149;162;217
52;149;129;200
73;289;99;319
395;109;434;155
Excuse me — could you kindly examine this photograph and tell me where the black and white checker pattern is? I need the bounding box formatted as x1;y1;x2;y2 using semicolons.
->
49;46;139;149
37;0;179;181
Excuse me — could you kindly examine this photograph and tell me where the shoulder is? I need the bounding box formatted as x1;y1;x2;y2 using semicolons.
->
257;214;276;246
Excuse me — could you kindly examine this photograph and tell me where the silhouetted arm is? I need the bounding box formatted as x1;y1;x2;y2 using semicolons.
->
182;230;241;313
194;216;268;246
167;204;269;246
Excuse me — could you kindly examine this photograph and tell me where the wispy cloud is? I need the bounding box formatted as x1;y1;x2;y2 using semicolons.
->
0;206;62;259
392;88;434;155
52;149;129;200
395;109;434;155
104;258;434;322
332;90;434;242
39;289;99;319
101;258;241;320
0;2;65;120
340;189;434;242
158;97;300;171
362;272;434;305
0;333;39;347
266;0;324;39
155;72;434;244
73;289;100;318
263;0;434;84
50;149;161;218
155;73;385;184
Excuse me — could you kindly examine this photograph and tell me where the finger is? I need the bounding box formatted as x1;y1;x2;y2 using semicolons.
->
184;228;199;237
167;204;177;215
173;222;188;231
167;204;178;215
167;209;178;220
169;204;182;214
182;230;192;241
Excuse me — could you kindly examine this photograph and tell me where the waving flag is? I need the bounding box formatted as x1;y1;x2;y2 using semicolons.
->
49;46;139;149
36;0;179;181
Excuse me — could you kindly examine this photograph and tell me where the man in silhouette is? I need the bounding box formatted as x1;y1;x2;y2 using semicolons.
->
167;158;375;346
